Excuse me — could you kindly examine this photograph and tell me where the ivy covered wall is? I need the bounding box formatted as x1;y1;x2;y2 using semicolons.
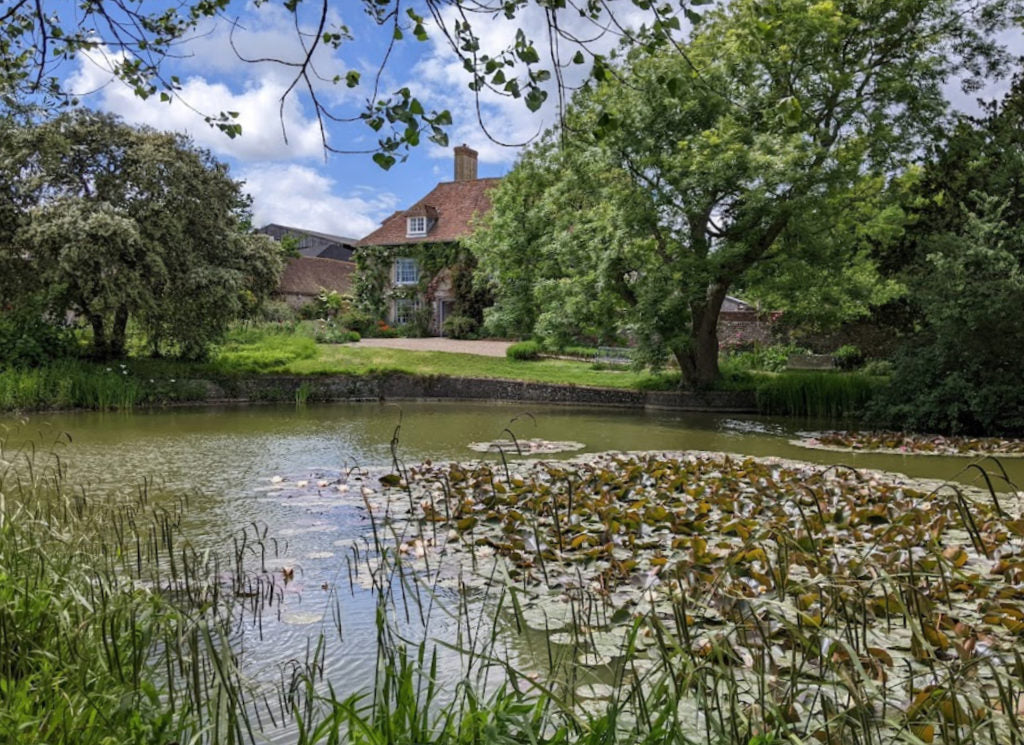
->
353;242;491;334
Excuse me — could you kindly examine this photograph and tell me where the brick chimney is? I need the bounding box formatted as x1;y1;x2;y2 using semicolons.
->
453;144;478;181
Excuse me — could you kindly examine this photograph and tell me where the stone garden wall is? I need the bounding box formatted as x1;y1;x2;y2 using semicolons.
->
202;374;757;413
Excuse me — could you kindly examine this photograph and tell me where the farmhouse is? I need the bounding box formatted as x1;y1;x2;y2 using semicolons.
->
356;145;499;335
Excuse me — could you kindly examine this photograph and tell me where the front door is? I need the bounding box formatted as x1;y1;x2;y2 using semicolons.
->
438;300;456;335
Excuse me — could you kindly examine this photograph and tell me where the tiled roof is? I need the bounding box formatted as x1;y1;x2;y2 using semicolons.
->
276;257;355;297
356;177;500;247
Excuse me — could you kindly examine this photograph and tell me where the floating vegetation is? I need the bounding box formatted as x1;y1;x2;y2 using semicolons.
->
468;437;586;454
797;430;1024;457
355;450;1024;744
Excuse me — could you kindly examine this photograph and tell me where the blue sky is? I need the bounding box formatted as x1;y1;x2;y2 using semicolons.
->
55;2;1021;242
60;1;647;240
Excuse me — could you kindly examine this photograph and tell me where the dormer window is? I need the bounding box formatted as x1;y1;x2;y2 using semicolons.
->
407;216;427;237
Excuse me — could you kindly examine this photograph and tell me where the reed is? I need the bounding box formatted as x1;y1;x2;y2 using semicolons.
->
756;371;883;419
0;360;206;412
0;434;283;744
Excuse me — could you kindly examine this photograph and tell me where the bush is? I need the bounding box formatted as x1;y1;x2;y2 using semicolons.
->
832;344;865;371
313;320;360;344
338;309;376;336
442;315;478;339
506;340;542;360
214;333;317;371
560;345;599;359
409;307;434;337
861;359;893;377
0;306;76;367
259;300;297;323
723;343;810;373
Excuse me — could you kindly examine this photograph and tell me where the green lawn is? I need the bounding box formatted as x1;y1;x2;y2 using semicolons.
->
281;343;680;389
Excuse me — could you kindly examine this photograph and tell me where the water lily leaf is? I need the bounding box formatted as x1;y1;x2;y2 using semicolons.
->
610;607;632;624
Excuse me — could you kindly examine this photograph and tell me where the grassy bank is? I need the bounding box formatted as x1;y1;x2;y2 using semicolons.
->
0;328;886;419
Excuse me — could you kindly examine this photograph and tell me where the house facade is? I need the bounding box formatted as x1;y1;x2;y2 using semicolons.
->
356;145;499;335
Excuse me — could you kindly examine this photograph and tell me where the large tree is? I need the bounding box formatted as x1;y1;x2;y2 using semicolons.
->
0;110;283;360
472;0;1012;387
869;75;1024;434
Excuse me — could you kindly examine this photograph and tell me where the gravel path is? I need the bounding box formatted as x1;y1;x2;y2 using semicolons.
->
351;337;513;357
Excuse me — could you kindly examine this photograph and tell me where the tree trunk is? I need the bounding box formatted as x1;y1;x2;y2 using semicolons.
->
109;306;129;358
88;313;109;359
675;282;729;389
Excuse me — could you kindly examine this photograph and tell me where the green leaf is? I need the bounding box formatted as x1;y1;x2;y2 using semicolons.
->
373;152;396;170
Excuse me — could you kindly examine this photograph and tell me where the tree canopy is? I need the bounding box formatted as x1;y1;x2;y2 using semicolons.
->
868;76;1024;434
471;0;1015;387
7;1;1016;166
0;110;283;360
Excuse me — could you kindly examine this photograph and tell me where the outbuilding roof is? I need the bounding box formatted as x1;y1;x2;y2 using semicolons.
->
276;257;355;297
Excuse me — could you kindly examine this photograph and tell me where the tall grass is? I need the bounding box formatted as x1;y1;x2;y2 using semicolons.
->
214;326;317;372
0;359;207;411
0;434;286;744
756;371;884;419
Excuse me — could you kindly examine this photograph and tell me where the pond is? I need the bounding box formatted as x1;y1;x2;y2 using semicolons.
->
5;401;1021;742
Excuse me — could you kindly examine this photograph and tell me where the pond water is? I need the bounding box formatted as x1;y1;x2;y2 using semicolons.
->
5;401;1021;741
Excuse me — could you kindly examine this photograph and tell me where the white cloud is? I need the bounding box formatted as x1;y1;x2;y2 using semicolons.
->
65;44;327;161
410;3;664;167
240;164;398;238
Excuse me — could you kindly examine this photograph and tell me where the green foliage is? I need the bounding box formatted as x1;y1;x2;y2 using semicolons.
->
832;344;865;371
506;340;542;360
872;78;1024;435
313;319;361;344
314;289;348;319
0;110;283;360
0;360;209;411
722;344;810;374
0;302;76;367
353;245;395;321
473;0;1000;388
872;203;1024;434
441;315;478;339
260;299;298;323
861;359;894;377
338;309;377;336
757;372;883;420
214;330;317;371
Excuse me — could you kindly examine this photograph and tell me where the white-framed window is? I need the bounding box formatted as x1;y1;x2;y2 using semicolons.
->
393;298;421;326
406;216;427;237
394;257;419;285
